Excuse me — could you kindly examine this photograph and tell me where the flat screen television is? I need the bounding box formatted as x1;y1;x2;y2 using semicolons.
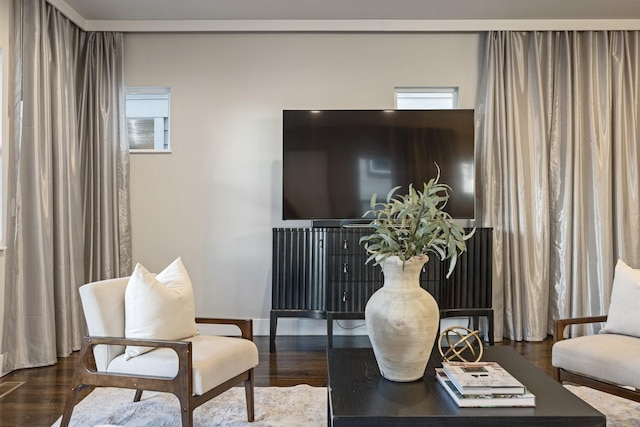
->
282;109;475;223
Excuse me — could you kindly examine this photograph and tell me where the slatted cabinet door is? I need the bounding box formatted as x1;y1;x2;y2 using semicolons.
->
272;227;327;312
440;228;492;310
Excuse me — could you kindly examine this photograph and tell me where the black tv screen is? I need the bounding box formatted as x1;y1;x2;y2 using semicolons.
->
282;109;475;221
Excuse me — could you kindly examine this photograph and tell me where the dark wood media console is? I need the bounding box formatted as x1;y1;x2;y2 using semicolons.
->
270;227;493;352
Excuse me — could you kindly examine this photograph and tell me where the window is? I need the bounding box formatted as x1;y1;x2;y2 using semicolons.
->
125;87;170;153
395;87;458;110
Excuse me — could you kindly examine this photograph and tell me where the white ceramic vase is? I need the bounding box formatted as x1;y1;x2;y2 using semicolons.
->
365;255;440;382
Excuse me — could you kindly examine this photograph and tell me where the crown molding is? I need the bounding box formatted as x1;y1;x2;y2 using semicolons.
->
85;19;640;33
46;0;86;28
45;0;640;33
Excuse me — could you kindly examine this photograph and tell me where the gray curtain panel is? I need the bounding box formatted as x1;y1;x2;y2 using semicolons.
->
477;31;640;342
2;0;131;373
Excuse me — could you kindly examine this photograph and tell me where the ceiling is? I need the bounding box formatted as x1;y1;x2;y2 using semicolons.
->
47;0;640;32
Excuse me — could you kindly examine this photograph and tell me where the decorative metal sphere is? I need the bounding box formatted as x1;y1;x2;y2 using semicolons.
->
438;326;484;362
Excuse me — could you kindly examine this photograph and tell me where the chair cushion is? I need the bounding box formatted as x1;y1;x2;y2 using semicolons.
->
552;333;640;389
107;335;259;395
601;259;640;337
125;258;198;360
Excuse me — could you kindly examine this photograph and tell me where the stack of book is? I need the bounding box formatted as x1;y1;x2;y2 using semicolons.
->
436;361;536;407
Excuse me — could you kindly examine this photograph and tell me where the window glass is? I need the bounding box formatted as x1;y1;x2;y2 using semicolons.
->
395;87;458;110
126;87;170;152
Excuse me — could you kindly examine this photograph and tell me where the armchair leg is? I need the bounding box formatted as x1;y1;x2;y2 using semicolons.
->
177;395;194;427
245;369;255;422
60;384;89;427
180;408;193;427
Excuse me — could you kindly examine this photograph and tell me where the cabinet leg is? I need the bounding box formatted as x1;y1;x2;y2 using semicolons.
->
488;309;495;346
327;313;334;348
270;311;277;353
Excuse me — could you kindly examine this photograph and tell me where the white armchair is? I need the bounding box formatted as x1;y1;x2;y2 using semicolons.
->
552;259;640;402
61;272;259;427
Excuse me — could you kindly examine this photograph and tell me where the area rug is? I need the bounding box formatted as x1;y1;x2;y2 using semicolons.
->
52;384;640;427
52;385;326;427
565;385;640;427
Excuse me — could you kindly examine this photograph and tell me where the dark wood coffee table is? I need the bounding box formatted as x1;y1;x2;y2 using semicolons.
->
327;346;605;426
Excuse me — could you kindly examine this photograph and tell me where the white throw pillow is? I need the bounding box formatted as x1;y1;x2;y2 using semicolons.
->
601;259;640;337
124;257;198;360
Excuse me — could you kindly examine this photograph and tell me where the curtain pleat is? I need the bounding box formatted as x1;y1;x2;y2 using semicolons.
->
478;31;640;342
2;0;131;373
78;32;131;281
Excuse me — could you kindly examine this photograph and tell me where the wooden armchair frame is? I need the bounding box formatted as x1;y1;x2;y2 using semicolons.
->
61;318;255;427
554;315;640;402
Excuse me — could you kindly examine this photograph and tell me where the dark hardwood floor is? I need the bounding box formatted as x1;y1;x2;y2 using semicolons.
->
0;335;554;426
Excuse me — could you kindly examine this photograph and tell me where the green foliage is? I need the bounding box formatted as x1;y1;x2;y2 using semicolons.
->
359;167;475;278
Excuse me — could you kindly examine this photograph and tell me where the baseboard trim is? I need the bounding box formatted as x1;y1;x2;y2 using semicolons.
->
195;317;368;337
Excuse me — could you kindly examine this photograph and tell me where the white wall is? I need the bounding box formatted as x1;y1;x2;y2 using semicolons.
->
124;31;483;335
